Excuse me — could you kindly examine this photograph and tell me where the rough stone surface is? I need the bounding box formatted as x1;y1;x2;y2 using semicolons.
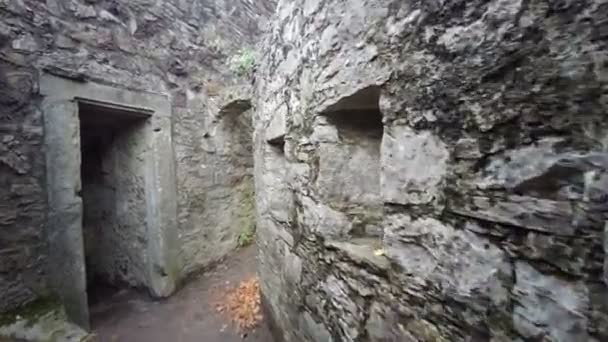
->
381;126;449;206
513;262;589;341
0;302;89;342
254;0;608;341
0;0;275;319
41;97;90;329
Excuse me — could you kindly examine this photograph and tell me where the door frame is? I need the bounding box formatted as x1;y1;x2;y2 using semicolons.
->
41;74;179;330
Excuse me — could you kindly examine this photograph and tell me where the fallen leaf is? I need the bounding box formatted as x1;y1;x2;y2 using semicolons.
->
212;277;263;333
373;248;385;256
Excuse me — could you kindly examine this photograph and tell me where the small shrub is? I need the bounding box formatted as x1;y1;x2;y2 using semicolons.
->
237;221;256;247
229;48;256;77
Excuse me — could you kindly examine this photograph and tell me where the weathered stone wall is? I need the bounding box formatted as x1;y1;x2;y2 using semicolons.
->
0;0;274;313
254;0;608;341
179;92;257;274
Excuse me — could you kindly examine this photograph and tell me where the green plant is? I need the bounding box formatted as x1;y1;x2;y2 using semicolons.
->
0;297;60;327
229;48;256;77
235;179;257;247
237;221;256;247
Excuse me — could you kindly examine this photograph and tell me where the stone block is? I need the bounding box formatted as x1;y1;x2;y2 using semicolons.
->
513;262;589;341
321;275;364;340
605;222;608;287
381;126;449;206
299;311;333;342
315;141;381;207
384;214;511;309
325;238;389;271
476;137;608;203
450;195;575;236
283;247;302;286
218;85;253;116
266;108;286;144
298;194;352;238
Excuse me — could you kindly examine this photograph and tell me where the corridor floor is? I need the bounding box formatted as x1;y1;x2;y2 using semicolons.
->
89;246;274;342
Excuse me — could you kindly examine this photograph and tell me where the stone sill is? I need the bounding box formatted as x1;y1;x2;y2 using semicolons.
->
325;238;389;271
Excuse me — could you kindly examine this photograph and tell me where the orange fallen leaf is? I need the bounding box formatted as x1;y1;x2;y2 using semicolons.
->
212;277;263;332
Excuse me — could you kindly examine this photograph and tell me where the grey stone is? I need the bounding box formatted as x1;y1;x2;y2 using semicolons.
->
217;85;253;116
453;137;482;160
265;109;286;144
42;98;89;330
325;238;389;271
315;140;381;208
450;195;576;236
299;311;333;342
299;195;352;238
284;249;302;286
0;305;89;342
476;138;608;202
513;262;589;341
254;0;608;340
605;222;608;286
381;126;449;206
321;275;363;341
73;4;97;19
54;35;77;49
310;118;339;144
385;215;511;309
366;302;416;342
11;33;37;52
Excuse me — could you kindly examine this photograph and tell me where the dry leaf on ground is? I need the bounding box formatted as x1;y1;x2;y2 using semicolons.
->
213;277;263;332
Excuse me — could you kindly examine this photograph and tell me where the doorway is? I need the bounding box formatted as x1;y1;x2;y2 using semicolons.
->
41;75;179;330
79;102;149;307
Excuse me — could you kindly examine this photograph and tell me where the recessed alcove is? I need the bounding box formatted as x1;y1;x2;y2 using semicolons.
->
315;86;384;237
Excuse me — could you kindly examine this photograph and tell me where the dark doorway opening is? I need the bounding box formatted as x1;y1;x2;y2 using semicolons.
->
78;101;149;310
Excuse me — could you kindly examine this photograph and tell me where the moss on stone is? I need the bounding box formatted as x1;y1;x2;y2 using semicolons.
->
235;177;257;247
229;48;256;77
0;297;61;327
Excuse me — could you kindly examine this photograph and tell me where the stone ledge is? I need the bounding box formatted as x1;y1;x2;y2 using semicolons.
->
217;84;253;116
325;238;389;271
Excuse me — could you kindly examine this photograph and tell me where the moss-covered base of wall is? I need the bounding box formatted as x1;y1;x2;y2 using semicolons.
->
234;177;257;247
0;298;89;342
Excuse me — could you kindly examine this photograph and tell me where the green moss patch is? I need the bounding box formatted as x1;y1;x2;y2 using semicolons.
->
0;297;61;327
235;178;257;247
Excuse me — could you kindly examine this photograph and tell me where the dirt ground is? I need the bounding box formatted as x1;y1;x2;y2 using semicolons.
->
89;246;275;342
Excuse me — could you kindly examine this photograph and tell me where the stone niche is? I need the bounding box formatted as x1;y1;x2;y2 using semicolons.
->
217;93;256;249
41;75;178;330
314;86;384;237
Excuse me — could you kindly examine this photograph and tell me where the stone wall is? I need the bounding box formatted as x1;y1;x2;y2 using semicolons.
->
254;0;608;341
0;0;274;313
